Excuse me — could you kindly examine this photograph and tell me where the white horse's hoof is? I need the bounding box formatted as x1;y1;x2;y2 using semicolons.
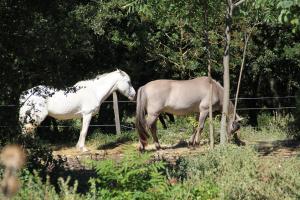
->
82;147;88;152
76;145;88;152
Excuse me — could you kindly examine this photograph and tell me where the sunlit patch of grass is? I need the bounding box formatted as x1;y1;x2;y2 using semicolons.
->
240;114;294;142
157;115;222;145
86;130;137;150
85;114;294;149
156;116;194;145
239;126;288;142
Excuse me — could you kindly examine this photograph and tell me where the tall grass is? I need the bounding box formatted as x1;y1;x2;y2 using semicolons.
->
186;145;300;200
3;114;299;199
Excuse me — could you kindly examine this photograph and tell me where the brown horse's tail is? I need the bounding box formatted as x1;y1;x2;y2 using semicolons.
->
135;86;149;146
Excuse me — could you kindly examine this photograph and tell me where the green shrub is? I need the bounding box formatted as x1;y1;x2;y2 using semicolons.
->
257;113;293;130
14;169;83;200
186;145;300;200
86;146;168;200
291;91;300;139
165;180;219;200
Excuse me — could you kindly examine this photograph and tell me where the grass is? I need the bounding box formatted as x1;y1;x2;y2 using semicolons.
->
84;113;292;149
5;114;299;200
86;131;137;150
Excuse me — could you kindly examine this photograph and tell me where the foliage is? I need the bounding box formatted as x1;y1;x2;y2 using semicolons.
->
12;169;83;200
277;0;300;32
0;114;297;200
187;145;300;199
86;146;168;199
292;91;300;139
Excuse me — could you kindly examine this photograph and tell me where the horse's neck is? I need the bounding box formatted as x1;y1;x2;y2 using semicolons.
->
214;80;235;117
90;73;120;102
228;101;235;116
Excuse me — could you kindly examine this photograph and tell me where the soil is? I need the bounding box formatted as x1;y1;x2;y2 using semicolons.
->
52;139;300;170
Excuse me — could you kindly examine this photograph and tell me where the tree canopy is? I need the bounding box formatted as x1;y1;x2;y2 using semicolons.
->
0;0;299;139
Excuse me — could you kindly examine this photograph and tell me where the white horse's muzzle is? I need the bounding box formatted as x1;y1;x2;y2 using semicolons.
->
22;124;36;135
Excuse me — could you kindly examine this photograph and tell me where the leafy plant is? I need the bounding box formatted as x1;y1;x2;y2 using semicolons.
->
86;146;167;199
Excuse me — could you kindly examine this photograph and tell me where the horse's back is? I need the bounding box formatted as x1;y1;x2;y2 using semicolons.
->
142;77;223;115
20;85;51;103
143;77;212;101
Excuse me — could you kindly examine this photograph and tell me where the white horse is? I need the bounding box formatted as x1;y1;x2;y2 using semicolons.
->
19;69;136;152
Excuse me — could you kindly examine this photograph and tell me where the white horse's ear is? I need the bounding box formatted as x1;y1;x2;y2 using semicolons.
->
118;69;126;76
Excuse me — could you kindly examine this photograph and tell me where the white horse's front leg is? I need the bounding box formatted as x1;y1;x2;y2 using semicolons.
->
76;113;92;152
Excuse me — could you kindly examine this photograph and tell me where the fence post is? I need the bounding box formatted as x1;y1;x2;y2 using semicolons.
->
113;92;121;135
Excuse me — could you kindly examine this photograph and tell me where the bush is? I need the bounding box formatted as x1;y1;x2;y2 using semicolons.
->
13;169;83;200
291;91;300;139
86;146;168;200
186;145;300;200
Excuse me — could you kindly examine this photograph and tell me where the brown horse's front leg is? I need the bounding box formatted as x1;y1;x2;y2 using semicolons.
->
188;128;197;147
188;113;199;146
192;110;208;146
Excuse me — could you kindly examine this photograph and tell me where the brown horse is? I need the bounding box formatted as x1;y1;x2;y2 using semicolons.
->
135;76;243;151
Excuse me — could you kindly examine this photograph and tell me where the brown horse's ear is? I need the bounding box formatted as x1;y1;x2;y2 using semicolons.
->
237;117;244;122
235;115;244;122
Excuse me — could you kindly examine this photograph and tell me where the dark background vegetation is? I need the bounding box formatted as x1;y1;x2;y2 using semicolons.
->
0;0;300;155
0;1;300;199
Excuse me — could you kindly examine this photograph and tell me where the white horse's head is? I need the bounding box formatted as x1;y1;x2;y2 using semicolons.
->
115;69;136;100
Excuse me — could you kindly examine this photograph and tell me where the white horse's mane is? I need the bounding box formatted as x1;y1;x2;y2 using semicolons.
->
75;71;114;86
95;73;109;80
77;70;128;85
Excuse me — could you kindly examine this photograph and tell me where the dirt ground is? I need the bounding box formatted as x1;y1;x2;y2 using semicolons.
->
52;139;300;170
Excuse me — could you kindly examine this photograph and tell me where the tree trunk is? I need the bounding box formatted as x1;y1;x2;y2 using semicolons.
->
220;1;233;145
204;3;214;149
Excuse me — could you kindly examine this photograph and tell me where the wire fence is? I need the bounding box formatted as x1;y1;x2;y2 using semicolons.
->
0;96;297;129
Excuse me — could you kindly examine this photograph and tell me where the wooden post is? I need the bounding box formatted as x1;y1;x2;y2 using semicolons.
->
113;92;121;135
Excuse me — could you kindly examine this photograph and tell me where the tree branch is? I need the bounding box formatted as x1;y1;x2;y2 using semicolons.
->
233;0;247;8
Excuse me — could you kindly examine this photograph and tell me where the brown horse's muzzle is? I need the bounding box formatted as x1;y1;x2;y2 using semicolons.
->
231;121;240;133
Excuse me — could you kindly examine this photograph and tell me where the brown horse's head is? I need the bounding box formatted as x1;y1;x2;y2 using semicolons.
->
227;114;243;139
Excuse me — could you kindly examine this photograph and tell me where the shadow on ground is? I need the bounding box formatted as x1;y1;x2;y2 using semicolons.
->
252;139;300;157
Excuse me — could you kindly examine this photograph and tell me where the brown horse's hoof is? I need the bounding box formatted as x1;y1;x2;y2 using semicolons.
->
233;138;246;146
238;140;246;146
193;141;200;147
138;145;145;152
188;139;194;146
155;143;162;150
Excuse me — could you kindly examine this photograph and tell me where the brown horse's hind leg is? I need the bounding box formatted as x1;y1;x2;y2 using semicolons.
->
147;114;161;150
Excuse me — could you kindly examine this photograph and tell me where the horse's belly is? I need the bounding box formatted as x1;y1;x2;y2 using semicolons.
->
48;105;82;120
48;112;82;120
163;104;198;115
47;96;82;120
47;93;100;120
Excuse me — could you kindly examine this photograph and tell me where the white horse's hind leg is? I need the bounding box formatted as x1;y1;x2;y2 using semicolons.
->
76;113;92;152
